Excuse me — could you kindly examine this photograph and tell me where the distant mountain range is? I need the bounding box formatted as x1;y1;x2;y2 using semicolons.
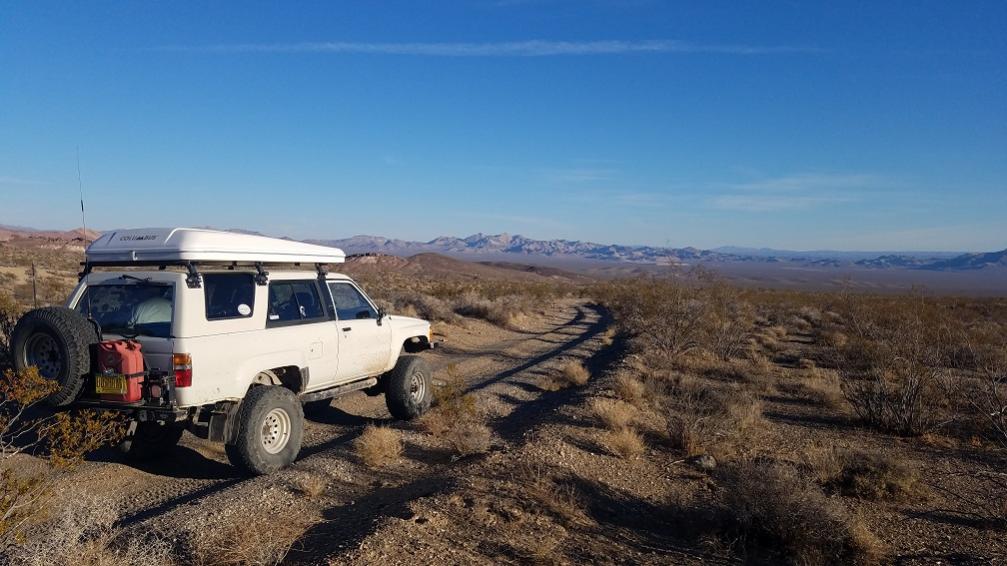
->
3;224;1002;273
311;233;1006;272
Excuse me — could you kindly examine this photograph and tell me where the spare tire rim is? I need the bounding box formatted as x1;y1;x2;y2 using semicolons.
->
260;407;291;454
409;370;426;403
24;332;63;379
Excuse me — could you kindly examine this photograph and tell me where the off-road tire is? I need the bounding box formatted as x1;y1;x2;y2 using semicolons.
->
11;307;98;406
119;421;185;462
384;355;433;420
226;386;304;475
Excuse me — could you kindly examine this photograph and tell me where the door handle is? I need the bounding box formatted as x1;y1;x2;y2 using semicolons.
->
342;327;352;332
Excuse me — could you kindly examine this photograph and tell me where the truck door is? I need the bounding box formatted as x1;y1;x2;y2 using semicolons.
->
327;281;392;381
266;279;340;387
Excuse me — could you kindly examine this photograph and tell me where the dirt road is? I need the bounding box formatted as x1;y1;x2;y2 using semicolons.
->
56;298;611;563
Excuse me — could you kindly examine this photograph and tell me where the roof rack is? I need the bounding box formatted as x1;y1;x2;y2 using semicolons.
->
81;228;345;288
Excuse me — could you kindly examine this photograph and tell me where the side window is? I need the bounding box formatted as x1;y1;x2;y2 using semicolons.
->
328;282;378;321
204;273;255;320
268;280;325;325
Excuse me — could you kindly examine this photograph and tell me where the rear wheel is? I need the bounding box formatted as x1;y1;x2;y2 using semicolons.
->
384;355;433;420
119;421;184;462
226;386;304;475
11;307;98;406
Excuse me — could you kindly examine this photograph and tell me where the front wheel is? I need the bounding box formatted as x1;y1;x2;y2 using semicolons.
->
384;356;433;420
226;386;304;475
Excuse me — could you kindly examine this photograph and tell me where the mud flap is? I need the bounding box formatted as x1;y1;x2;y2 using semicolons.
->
208;401;242;443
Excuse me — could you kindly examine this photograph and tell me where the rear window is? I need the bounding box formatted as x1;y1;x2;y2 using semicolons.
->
267;280;326;325
204;273;255;320
75;283;174;338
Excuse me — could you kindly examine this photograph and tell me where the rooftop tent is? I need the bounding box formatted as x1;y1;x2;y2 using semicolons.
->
85;228;346;265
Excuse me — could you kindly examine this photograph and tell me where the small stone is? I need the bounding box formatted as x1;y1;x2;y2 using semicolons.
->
687;454;717;471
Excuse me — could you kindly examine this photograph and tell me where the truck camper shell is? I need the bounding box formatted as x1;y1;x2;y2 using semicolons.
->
81;227;346;287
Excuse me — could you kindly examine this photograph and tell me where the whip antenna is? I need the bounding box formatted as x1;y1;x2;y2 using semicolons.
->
76;146;95;325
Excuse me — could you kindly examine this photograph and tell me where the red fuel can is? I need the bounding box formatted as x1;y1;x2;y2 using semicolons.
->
96;340;145;402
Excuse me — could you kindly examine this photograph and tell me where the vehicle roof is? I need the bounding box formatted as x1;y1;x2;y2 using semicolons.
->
86;227;345;265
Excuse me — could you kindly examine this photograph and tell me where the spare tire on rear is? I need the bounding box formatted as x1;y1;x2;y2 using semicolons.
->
11;307;98;407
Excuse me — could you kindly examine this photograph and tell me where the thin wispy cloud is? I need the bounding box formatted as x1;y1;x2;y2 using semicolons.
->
543;167;617;183
162;40;821;57
712;172;881;212
0;176;47;186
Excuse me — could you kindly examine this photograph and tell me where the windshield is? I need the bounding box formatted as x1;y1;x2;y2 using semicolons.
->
74;282;174;338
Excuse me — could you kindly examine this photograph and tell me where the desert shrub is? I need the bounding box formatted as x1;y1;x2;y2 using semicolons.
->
354;426;402;468
4;492;174;566
595;278;714;363
602;427;645;459
0;368;126;547
452;292;532;328
835;296;963;436
588;398;636;430
392;292;459;323
0;293;21;370
710;461;883;564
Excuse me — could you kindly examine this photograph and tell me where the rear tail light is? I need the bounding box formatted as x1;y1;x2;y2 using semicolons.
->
173;353;192;387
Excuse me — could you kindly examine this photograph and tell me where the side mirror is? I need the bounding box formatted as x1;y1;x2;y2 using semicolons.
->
376;308;386;326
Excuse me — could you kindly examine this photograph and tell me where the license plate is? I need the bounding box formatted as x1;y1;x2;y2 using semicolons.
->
96;374;127;395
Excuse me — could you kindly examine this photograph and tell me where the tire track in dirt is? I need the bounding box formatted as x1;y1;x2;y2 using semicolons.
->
108;299;609;534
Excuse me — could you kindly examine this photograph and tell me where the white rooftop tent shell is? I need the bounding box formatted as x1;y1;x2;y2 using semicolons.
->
85;228;346;265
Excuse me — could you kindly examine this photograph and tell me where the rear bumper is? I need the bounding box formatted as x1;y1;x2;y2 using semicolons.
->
71;398;188;422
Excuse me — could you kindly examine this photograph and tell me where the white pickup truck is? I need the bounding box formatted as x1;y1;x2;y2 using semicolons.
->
10;228;436;474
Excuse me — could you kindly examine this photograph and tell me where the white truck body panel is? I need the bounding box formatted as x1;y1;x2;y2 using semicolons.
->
68;271;429;409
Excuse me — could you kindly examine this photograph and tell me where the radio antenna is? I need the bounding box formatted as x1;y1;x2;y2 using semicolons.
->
76;146;95;326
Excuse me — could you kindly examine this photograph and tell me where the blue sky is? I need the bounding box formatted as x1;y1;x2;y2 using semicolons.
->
1;1;1004;251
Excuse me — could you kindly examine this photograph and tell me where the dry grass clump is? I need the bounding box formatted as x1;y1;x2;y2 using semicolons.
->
710;461;884;564
613;372;646;406
354;426;402;468
560;361;590;386
292;474;327;499
808;448;922;501
445;421;492;456
801;370;846;409
4;492;174;566
602;427;646;459
420;374;492;456
514;463;588;525
191;508;318;566
589;398;636;430
543;361;591;391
